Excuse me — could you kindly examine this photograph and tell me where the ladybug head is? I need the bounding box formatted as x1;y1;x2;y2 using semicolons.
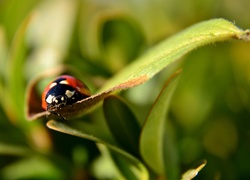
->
46;93;69;109
44;83;77;110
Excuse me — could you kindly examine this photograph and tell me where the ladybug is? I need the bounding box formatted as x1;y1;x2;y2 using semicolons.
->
42;75;91;114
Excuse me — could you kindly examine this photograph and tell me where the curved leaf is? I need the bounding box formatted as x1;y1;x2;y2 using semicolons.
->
46;120;148;180
181;160;207;180
99;19;250;92
0;143;32;156
0;26;7;119
103;95;141;157
27;19;250;121
140;70;182;178
5;14;32;121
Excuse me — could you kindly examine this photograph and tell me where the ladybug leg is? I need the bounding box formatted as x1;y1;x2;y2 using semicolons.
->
57;112;67;120
50;111;67;120
46;107;67;120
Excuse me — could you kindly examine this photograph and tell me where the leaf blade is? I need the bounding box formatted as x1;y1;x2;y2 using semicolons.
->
46;120;148;180
103;95;141;157
99;19;249;92
140;70;182;176
27;19;250;121
181;160;207;180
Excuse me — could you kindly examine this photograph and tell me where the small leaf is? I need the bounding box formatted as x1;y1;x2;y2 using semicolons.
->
25;65;67;120
27;74;146;121
181;160;207;180
140;70;182;177
103;95;141;157
46;119;149;180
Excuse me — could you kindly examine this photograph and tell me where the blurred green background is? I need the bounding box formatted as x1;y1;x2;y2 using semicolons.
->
0;0;250;179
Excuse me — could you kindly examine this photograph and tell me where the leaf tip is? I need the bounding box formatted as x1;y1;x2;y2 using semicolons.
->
238;29;250;41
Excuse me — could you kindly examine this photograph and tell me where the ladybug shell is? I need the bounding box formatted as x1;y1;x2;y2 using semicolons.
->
42;75;91;110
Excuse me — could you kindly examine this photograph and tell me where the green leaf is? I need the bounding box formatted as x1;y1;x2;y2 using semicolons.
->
109;150;144;180
46;120;148;180
99;19;250;92
0;156;66;179
0;26;7;104
5;13;32;121
181;160;207;180
0;143;31;156
140;70;182;178
27;19;250;121
103;95;141;157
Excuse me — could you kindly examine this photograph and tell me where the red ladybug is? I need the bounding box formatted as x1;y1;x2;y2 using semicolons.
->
42;75;91;112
